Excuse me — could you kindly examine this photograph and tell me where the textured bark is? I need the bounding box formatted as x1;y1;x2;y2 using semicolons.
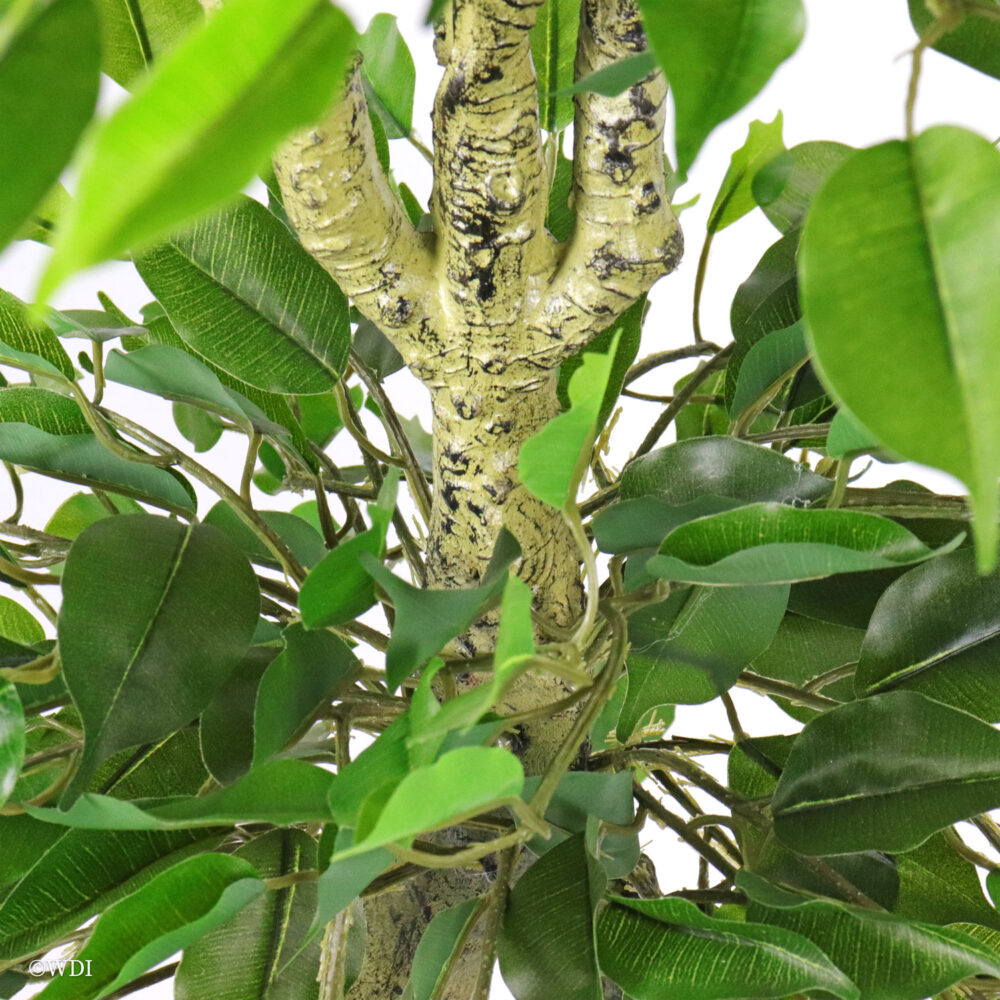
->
272;0;682;995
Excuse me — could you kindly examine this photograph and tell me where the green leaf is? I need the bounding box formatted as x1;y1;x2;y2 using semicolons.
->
36;853;264;1000
0;597;43;646
909;0;1000;80
0;387;196;514
739;870;1000;1000
856;548;1000;721
546;147;576;242
58;514;260;801
199;646;277;785
773;690;1000;854
499;834;605;1000
94;0;202;88
531;0;581;132
0;728;223;961
410;899;482;1000
752;140;854;233
647;503;954;585
592;496;738;556
637;0;805;174
729;321;807;420
520;332;619;510
135;197;350;394
175;829;321;1000
359;14;415;138
311;833;392;934
38;0;357;299
595;895;859;1000
707;115;785;234
620;436;831;505
299;470;399;628
0;289;74;379
30;759;337;830
553;51;658;101
204;502;326;572
345;747;524;857
44;491;142;541
252;624;359;765
0;0;100;252
360;529;519;691
620;584;787;737
173;402;223;452
826;407;884;459
0;682;23;809
558;298;644;434
800;127;1000;569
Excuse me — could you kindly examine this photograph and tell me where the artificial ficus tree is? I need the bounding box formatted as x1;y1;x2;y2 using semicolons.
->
0;0;999;999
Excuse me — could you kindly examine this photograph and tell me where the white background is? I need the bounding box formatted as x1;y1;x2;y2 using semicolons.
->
4;1;1000;996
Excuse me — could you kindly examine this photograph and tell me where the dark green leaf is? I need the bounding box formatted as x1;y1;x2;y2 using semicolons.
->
175;829;321;1000
410;899;481;1000
0;0;100;252
729;321;807;420
909;0;1000;80
39;0;357;297
360;530;519;691
59;514;259;801
773;690;1000;854
637;0;805;174
620;436;831;505
553;51;658;101
856;548;1000;721
253;624;359;765
94;0;202;88
752;140;854;233
204;502;326;572
0;682;23;809
592;496;738;555
546;147;575;242
620;583;788;738
499;834;605;1000
530;0;581;133
740;869;1000;1000
135;197;350;394
38;853;264;1000
359;14;415;138
647;504;953;585
595;895;858;1000
0;289;74;378
800;127;1000;568
707;114;785;233
353;317;404;379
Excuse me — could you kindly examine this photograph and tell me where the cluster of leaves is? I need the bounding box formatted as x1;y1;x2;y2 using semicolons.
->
0;0;999;999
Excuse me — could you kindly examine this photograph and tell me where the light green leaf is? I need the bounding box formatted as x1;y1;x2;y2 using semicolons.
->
707;114;785;233
800;127;1000;569
360;13;415;138
826;407;884;459
409;899;482;1000
0;681;24;809
729;321;807;420
173;402;223;452
299;470;399;628
595;895;859;1000
637;0;805;174
346;747;524;857
856;547;1000;721
36;854;264;1000
135;197;350;395
620;583;788;736
30;759;337;830
740;870;1000;1000
0;387;196;514
531;0;581;133
0;0;100;252
909;0;1000;80
312;831;392;934
58;514;260;801
0;596;43;646
773;690;1000;854
499;834;605;1000
647;503;955;585
44;491;142;541
752;140;854;233
553;51;658;101
252;624;359;765
0;289;74;378
94;0;202;88
521;332;619;510
360;529;519;691
175;829;321;1000
620;436;831;505
39;0;357;299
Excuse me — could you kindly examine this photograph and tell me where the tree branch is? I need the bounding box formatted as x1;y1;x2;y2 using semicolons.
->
525;0;683;365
